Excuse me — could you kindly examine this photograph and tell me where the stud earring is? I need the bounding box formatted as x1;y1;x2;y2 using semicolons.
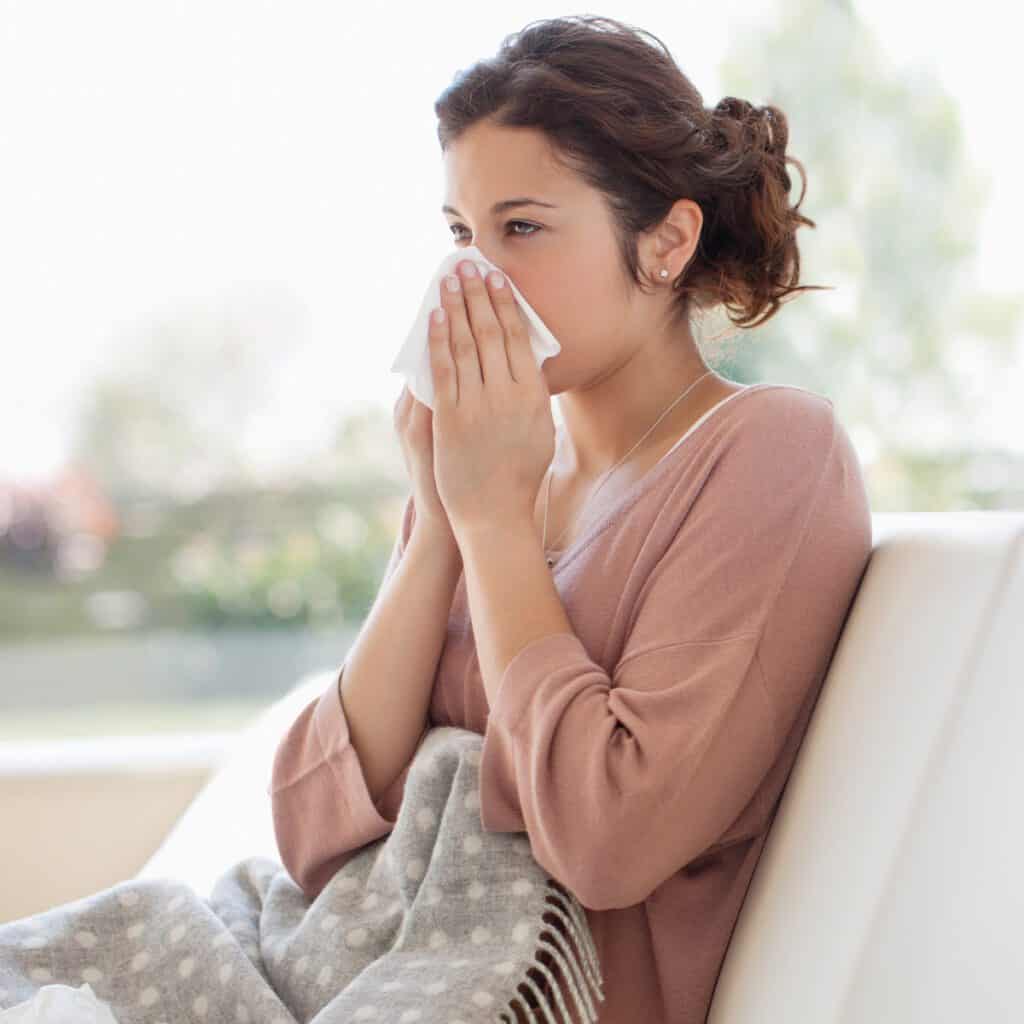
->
659;268;669;279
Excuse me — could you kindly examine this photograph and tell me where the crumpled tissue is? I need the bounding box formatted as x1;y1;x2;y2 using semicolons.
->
389;244;562;410
0;982;120;1023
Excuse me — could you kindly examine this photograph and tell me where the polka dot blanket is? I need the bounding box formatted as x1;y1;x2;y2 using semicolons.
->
0;726;604;1023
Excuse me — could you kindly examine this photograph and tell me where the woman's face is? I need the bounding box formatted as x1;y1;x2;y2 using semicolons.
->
441;120;651;395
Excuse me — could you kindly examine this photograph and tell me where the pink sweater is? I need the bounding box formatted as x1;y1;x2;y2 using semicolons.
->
268;382;873;1024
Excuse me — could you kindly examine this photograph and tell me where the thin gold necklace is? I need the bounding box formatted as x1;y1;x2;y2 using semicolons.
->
542;369;717;568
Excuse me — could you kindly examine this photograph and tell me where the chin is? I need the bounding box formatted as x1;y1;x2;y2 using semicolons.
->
539;361;565;396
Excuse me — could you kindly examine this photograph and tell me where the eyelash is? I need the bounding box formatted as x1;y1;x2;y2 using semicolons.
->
449;220;541;242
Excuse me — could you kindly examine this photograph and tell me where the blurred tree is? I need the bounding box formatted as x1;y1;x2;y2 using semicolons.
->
700;0;1024;510
326;404;405;487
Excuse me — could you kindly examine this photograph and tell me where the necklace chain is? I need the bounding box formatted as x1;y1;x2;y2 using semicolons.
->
542;369;717;566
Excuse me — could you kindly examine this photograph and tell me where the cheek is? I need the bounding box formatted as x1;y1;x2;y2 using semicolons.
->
549;267;621;342
512;243;623;359
528;246;612;317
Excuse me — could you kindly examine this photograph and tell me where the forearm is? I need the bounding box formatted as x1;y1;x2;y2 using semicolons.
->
457;517;574;710
339;525;462;804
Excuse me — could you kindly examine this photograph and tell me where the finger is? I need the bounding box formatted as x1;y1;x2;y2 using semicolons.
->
427;304;457;409
440;270;482;404
394;386;412;424
458;261;511;386
484;270;534;386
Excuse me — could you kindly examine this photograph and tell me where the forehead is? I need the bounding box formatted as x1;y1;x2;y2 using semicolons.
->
442;122;577;208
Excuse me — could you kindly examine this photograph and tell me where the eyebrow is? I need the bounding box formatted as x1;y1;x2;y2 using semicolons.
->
441;198;559;217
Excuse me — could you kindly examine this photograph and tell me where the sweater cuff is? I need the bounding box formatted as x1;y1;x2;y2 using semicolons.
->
489;631;590;732
312;667;399;830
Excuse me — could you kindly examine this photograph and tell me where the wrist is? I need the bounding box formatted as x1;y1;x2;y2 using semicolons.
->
454;514;535;551
409;519;462;564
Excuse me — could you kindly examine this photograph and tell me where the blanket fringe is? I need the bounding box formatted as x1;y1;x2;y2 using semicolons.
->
500;878;605;1023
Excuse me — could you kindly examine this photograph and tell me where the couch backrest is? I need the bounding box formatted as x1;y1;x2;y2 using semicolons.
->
709;510;1024;1023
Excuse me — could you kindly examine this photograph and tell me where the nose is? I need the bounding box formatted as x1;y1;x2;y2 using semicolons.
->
469;244;495;268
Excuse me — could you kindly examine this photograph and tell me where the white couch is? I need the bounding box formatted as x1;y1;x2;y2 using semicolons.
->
14;510;1024;1021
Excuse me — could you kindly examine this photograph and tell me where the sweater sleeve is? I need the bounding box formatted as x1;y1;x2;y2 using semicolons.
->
478;393;872;911
268;492;428;902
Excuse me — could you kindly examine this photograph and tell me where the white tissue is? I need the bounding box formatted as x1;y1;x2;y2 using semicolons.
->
0;982;120;1023
390;244;562;410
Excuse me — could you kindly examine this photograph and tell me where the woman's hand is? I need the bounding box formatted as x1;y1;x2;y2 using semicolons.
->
427;259;556;540
393;384;459;554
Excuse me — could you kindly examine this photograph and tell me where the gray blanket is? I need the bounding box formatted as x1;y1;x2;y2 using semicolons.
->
0;726;604;1023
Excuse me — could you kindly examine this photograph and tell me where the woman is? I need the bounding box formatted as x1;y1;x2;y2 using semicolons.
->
270;15;872;1024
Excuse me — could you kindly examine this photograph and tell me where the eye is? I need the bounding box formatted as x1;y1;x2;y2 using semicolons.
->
449;220;541;242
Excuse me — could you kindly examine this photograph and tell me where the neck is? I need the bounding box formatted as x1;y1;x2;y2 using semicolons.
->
553;337;718;478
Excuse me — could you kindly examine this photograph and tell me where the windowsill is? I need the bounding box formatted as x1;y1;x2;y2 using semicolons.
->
0;732;239;776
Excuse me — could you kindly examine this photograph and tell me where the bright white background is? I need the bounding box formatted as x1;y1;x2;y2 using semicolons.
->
2;0;1021;485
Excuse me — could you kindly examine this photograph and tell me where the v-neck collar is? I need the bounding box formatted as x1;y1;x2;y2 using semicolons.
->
543;383;785;572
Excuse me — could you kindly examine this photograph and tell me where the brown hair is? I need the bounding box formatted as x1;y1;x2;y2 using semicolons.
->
434;14;830;332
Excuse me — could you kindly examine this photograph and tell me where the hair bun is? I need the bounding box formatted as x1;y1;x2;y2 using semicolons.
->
707;97;786;161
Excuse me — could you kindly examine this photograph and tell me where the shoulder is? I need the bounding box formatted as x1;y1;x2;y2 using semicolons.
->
724;384;869;541
737;382;835;428
724;383;837;466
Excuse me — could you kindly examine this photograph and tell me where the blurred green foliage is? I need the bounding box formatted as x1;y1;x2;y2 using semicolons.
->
0;480;408;640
